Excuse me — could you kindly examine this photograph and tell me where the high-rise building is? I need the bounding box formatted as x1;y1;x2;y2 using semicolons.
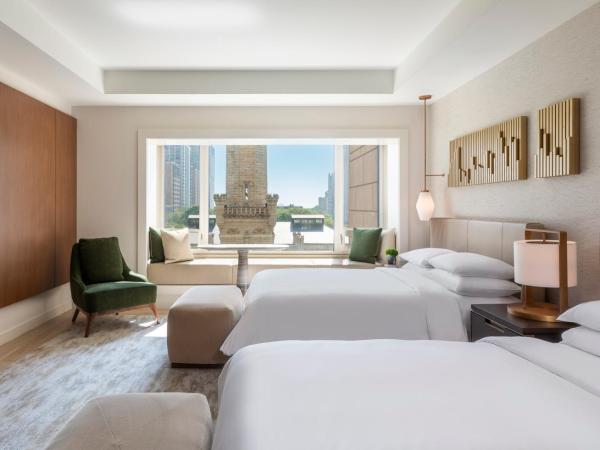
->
318;196;326;212
326;172;335;217
163;145;200;221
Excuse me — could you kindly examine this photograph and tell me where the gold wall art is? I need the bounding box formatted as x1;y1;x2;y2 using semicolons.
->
448;116;528;187
536;98;580;178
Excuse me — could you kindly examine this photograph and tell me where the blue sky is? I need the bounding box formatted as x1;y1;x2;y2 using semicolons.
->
212;145;334;208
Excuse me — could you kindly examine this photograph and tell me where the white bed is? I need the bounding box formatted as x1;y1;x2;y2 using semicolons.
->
214;336;600;450
221;265;516;355
221;219;536;355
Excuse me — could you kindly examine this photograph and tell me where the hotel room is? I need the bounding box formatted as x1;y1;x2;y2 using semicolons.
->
1;0;600;448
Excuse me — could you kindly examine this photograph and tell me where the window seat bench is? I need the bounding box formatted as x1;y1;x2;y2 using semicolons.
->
147;257;375;286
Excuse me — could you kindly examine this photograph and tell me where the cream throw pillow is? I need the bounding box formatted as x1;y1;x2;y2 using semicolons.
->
160;228;194;264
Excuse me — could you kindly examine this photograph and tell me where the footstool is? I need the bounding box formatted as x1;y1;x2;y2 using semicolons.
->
45;393;212;450
168;285;244;366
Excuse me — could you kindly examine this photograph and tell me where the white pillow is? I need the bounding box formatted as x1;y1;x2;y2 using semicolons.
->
400;262;432;275
160;228;194;264
399;248;455;268
558;301;600;332
378;228;396;263
426;268;520;297
429;252;514;280
561;326;600;357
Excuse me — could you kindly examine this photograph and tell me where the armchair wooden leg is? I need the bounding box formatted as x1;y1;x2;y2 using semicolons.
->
150;304;160;324
72;308;79;323
84;313;95;338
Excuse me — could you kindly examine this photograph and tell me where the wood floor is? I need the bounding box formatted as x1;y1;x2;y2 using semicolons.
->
0;307;168;371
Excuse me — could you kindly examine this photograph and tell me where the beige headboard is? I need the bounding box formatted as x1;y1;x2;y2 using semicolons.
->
430;218;543;265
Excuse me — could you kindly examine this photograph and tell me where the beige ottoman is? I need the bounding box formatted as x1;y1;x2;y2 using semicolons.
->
45;393;212;450
168;285;244;366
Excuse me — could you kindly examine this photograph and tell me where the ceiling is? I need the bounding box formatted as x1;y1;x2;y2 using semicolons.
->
0;0;597;109
24;0;459;69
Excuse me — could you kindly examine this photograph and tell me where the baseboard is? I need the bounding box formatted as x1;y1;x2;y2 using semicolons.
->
0;285;72;346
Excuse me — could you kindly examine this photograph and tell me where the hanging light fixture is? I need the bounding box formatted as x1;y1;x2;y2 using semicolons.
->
416;94;444;221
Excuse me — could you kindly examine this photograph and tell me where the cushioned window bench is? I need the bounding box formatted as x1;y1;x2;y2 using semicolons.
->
147;257;376;285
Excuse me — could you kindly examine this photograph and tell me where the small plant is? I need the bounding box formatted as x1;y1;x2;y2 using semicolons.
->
385;248;399;266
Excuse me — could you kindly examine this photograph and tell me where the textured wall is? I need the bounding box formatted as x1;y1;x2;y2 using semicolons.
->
429;3;600;303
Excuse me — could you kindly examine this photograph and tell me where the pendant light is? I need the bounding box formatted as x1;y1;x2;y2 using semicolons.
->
416;94;444;221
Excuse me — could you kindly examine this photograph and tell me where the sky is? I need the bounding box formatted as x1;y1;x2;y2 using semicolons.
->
212;144;334;208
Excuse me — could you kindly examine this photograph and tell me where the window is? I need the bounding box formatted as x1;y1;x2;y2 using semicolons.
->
160;145;201;246
151;139;389;254
209;144;335;251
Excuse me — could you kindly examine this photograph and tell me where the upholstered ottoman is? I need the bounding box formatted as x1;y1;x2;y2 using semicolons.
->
45;393;212;450
168;285;244;365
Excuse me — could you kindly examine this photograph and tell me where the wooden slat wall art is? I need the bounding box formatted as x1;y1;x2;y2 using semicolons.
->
448;116;528;187
536;98;580;178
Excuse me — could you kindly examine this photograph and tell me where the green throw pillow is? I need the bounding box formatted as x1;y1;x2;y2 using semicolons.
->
149;227;165;263
349;228;383;264
78;237;124;284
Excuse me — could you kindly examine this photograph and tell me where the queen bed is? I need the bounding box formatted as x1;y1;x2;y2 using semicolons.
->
214;330;600;450
220;218;540;355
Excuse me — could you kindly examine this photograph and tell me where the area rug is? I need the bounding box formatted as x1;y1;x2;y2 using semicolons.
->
0;315;221;450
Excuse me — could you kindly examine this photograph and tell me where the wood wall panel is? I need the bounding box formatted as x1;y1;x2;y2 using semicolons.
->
0;82;76;308
0;83;56;307
55;111;77;285
536;98;580;178
448;116;528;187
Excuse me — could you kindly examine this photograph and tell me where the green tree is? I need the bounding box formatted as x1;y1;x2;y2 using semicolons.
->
166;205;199;228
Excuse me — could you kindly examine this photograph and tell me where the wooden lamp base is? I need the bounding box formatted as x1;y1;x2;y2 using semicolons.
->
508;302;559;323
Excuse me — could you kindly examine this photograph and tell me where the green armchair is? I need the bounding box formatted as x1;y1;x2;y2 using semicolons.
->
70;237;158;337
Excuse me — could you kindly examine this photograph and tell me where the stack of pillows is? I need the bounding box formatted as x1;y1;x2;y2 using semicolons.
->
399;248;521;298
558;301;600;357
149;227;194;264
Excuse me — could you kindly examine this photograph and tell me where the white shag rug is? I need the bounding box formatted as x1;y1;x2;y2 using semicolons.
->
0;314;221;450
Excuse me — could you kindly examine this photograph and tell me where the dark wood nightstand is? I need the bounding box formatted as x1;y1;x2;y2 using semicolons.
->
471;303;575;343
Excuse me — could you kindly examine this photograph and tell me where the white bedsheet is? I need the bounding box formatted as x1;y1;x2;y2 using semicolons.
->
213;338;600;450
221;267;468;355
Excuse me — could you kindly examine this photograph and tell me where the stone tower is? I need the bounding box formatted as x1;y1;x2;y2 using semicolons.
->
214;145;279;243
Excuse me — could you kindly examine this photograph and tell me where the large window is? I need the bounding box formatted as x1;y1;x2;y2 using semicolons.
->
154;140;386;253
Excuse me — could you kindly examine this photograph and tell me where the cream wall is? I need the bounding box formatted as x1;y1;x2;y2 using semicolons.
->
73;106;428;269
429;3;600;304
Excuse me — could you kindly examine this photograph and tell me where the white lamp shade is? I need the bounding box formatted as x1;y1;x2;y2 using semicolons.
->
513;240;577;288
416;191;435;221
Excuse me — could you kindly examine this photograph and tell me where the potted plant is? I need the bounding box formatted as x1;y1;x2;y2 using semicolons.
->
385;248;399;266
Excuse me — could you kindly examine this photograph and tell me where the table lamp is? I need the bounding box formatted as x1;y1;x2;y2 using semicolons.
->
509;228;577;322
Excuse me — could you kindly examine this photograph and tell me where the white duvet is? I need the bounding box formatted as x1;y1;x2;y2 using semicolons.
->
213;337;600;450
221;268;469;355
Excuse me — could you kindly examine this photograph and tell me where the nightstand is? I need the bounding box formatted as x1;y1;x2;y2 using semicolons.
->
471;303;575;343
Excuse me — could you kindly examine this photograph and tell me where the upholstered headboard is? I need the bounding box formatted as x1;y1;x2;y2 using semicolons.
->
430;218;543;265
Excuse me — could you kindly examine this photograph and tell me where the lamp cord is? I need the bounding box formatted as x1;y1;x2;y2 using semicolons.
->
423;97;427;191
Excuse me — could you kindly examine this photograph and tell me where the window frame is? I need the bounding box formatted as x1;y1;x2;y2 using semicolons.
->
138;131;407;274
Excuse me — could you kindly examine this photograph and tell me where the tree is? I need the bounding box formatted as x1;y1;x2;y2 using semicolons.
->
166;205;199;228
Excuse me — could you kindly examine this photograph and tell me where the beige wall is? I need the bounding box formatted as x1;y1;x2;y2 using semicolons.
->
73;105;428;268
348;145;379;228
429;3;600;304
